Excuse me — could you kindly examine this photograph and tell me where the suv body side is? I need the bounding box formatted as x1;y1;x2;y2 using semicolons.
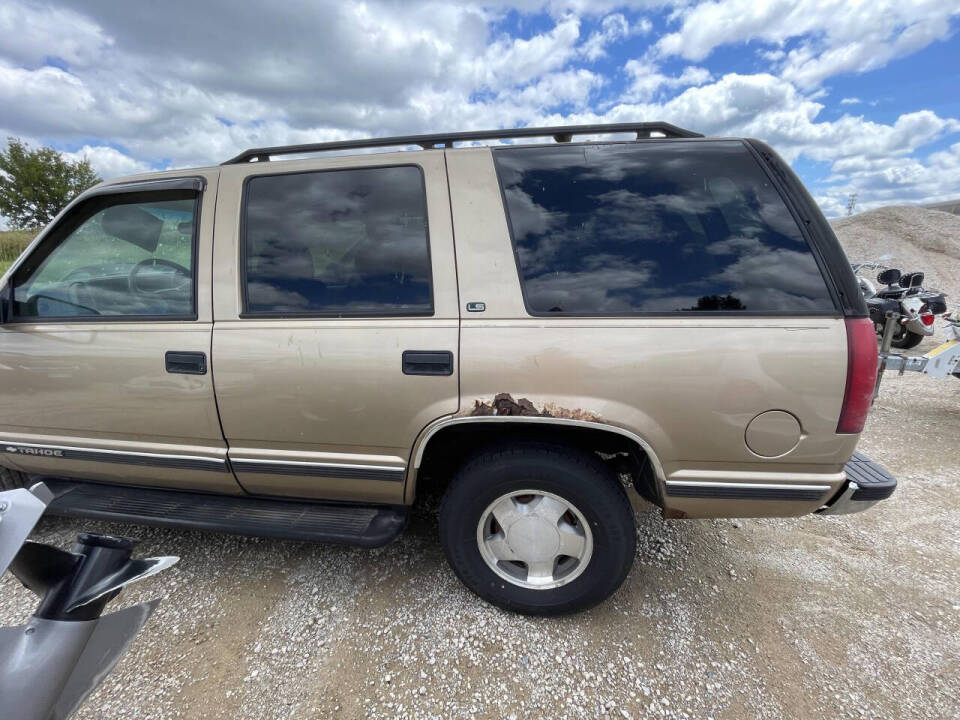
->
1;139;864;520
415;142;858;518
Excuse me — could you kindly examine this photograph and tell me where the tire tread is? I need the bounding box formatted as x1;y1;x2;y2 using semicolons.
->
0;466;27;492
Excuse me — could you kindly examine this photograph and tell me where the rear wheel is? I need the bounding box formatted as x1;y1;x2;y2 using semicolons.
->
439;443;636;615
0;466;27;491
891;328;925;349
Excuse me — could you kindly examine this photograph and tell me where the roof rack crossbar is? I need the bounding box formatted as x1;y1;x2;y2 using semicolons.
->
222;122;703;164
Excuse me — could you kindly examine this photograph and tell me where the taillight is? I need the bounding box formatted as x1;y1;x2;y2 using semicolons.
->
921;310;935;326
836;317;879;434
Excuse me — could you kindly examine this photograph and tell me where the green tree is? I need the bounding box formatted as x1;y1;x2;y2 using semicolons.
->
0;138;101;230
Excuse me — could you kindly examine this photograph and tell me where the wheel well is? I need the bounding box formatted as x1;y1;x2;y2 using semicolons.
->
412;422;660;506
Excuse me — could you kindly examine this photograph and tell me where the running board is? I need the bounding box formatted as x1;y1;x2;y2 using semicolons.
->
40;480;407;547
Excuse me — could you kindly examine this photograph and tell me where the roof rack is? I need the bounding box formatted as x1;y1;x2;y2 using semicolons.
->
221;122;703;164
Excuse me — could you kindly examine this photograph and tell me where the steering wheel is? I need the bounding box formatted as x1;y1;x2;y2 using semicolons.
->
128;258;191;296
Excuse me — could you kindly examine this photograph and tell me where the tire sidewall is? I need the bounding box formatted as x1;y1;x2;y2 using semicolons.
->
440;450;635;614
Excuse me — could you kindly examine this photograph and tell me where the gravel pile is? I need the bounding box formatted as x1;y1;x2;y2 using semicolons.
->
834;205;960;307
1;205;958;719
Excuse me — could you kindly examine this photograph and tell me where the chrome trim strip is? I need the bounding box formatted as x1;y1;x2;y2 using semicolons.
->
230;458;405;482
667;481;831;491
229;458;402;472
0;441;227;472
668;469;846;483
665;480;830;501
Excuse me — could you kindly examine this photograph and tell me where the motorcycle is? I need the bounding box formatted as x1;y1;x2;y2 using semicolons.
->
851;256;948;350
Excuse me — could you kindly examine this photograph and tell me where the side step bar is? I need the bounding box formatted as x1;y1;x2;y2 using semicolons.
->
40;480;407;547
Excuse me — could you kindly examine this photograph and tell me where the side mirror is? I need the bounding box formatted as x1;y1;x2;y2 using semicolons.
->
877;268;901;286
101;205;163;252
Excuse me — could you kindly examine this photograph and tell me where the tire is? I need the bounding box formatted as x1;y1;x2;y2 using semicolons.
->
891;329;925;349
0;466;28;491
439;443;636;615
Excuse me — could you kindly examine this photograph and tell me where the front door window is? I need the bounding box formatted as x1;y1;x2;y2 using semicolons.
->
11;193;197;320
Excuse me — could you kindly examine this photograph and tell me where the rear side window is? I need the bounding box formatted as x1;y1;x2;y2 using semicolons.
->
494;141;836;315
242;165;432;316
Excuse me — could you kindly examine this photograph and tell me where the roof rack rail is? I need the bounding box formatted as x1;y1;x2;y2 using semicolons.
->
221;122;703;164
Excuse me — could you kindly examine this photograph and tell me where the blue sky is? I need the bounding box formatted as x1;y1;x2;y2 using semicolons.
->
1;1;958;217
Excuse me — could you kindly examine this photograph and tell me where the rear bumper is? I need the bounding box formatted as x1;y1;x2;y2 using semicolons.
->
817;452;897;516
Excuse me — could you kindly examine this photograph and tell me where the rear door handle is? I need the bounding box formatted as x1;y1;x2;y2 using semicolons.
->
402;350;454;376
165;351;207;375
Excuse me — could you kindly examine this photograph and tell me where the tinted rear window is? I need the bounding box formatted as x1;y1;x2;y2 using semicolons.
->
242;165;432;316
494;141;835;315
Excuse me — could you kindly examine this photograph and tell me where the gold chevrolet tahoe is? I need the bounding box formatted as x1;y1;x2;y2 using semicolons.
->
0;123;895;614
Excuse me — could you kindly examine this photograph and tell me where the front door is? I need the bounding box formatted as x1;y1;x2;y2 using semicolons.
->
0;174;239;494
211;152;460;503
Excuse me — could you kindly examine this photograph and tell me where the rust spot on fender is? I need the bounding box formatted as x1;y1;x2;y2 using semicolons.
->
469;393;601;423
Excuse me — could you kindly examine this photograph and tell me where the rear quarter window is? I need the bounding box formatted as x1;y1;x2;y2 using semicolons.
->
494;141;836;315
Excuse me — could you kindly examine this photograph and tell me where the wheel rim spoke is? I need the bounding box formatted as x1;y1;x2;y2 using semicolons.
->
557;525;586;559
525;559;556;581
532;494;568;524
485;532;519;562
490;496;522;528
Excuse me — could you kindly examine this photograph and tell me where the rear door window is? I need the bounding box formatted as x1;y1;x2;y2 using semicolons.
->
494;141;836;315
242;165;433;317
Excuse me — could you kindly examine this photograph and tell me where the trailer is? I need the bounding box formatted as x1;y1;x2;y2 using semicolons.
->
875;310;960;396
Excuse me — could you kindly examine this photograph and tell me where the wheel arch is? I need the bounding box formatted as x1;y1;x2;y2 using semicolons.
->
405;415;666;505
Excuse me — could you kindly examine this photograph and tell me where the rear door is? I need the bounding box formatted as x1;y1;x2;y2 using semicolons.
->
0;173;238;494
211;151;459;503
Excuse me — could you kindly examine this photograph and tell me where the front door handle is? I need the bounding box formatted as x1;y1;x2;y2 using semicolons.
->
165;351;207;375
402;350;453;376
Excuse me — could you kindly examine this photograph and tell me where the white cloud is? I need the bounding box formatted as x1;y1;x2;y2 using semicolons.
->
0;2;111;67
580;13;630;61
0;0;957;218
656;0;959;87
504;69;604;108
781;10;955;88
60;146;151;179
603;73;957;163
0;62;96;133
624;61;712;100
816;142;960;215
476;15;583;88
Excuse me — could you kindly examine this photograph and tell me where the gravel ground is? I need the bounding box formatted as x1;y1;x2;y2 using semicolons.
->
1;207;958;719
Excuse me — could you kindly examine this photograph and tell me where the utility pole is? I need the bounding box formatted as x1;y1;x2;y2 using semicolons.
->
846;192;858;217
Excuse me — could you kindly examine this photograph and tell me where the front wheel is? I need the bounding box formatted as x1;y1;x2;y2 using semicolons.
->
0;466;27;491
439;443;636;615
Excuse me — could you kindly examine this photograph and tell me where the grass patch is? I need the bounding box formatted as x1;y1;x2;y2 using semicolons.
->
0;230;37;275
